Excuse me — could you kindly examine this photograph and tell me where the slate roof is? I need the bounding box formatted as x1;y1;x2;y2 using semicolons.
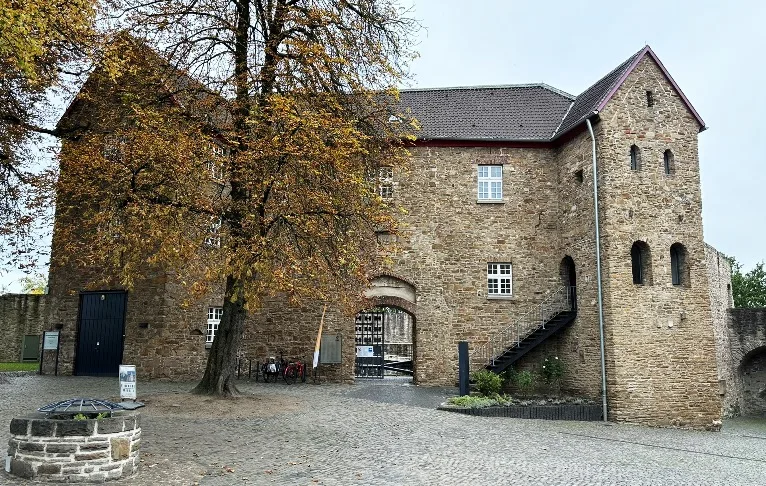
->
398;46;705;143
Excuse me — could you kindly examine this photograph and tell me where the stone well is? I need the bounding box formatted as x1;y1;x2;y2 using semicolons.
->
6;412;141;482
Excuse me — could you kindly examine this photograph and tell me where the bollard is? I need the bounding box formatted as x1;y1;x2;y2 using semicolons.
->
458;341;469;396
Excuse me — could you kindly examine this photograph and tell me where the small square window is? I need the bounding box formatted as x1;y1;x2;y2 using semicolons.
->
487;262;512;296
478;165;502;201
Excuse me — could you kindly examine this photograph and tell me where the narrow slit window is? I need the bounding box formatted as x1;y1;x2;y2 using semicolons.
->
664;150;674;175
630;145;641;171
646;90;654;107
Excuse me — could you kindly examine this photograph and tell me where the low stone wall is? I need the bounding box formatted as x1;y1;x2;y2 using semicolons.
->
7;412;140;482
0;294;49;362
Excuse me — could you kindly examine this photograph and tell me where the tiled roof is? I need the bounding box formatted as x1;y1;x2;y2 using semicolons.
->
399;46;704;143
398;84;574;142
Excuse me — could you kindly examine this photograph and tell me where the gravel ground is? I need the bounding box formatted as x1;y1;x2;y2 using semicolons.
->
1;374;765;485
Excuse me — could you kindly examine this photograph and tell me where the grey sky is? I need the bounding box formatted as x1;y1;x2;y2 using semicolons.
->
1;0;764;292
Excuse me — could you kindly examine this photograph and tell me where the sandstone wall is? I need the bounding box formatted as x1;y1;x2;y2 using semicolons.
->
595;55;721;428
727;309;766;416
705;244;736;415
0;294;49;362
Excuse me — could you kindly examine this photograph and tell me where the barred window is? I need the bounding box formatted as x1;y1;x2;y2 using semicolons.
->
487;263;512;296
478;165;502;201
206;307;223;343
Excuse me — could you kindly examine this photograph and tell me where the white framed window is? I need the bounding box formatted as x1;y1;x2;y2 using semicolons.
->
206;144;226;181
204;217;222;248
487;263;512;296
206;307;223;343
478;165;502;201
379;166;393;199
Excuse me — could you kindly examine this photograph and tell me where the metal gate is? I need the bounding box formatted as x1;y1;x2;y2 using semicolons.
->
355;311;385;378
75;291;127;376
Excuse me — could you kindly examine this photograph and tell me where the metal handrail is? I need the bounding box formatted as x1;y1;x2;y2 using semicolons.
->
469;286;575;372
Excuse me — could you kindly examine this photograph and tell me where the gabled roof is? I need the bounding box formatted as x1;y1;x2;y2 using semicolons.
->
399;46;706;143
398;84;574;142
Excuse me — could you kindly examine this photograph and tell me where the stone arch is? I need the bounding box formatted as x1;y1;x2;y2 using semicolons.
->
739;345;766;416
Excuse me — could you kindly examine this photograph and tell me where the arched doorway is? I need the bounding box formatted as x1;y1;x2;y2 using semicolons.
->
560;256;577;310
356;276;417;382
740;346;766;416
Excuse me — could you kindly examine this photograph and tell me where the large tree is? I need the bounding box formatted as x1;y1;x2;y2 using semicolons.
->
0;0;100;271
729;258;766;308
55;0;418;395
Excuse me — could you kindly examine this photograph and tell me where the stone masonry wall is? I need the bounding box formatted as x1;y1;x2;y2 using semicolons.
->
705;244;737;415
0;294;49;362
727;309;766;416
595;55;721;428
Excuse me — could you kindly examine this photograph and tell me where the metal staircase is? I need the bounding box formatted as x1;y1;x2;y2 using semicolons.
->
470;286;577;374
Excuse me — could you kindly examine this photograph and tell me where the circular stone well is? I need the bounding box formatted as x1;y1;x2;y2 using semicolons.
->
7;411;141;482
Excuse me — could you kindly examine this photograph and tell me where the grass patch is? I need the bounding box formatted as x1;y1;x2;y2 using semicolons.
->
0;362;39;372
446;394;512;409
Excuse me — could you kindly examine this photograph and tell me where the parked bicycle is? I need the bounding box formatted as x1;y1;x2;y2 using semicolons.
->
282;357;307;385
261;357;282;383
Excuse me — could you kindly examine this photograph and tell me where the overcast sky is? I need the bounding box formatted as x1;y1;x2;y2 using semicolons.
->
1;0;764;292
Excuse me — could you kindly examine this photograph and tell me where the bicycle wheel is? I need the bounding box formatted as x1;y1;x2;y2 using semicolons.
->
300;365;306;383
283;366;296;385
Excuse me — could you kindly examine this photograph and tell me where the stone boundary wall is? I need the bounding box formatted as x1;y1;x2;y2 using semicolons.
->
727;309;766;416
7;412;140;482
0;294;49;362
705;244;736;415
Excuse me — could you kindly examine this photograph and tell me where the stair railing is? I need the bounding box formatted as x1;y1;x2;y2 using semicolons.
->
469;286;576;372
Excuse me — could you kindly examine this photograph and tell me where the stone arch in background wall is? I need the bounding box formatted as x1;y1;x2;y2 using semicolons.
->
739;345;766;417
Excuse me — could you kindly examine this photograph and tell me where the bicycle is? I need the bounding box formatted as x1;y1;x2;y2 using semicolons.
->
261;357;281;383
282;357;307;385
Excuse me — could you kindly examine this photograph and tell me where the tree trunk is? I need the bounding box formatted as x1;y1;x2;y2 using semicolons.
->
192;274;247;396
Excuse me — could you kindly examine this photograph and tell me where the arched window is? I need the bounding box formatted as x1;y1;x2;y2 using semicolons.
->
631;241;652;285
670;243;688;286
630;145;641;171
664;150;674;175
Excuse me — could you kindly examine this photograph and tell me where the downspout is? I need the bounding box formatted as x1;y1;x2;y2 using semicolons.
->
586;117;608;422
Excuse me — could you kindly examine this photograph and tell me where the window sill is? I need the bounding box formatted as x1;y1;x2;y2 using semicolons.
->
477;199;504;204
205;342;213;349
487;294;514;300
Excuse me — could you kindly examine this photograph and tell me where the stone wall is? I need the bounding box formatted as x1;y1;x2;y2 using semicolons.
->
7;412;140;482
594;55;722;428
727;309;766;416
0;294;49;362
706;244;736;415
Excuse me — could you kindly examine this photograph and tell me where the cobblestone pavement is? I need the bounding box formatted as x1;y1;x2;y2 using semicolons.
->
2;374;766;485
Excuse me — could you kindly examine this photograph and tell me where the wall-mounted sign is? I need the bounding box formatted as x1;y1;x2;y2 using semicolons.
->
356;346;375;358
43;331;59;351
119;365;137;400
320;334;342;364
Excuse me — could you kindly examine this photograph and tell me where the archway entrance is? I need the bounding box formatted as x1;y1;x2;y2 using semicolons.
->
354;307;414;380
740;346;766;416
356;275;417;381
560;256;577;310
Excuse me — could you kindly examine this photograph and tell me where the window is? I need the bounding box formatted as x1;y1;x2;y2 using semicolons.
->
204;217;222;248
646;90;654;107
630;145;641;171
478;165;502;201
206;144;226;181
103;135;128;161
487;263;512;296
670;242;688;286
663;150;674;175
631;241;652;285
574;169;583;183
206;307;223;343
378;166;393;199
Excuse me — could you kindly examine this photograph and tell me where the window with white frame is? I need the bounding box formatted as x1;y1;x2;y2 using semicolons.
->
379;166;393;198
478;165;502;201
204;217;222;248
487;263;512;296
206;143;226;181
206;307;223;343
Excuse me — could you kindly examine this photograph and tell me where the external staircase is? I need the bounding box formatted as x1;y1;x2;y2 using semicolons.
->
470;286;577;375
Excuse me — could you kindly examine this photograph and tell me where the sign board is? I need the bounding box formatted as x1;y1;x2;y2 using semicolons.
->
356;346;375;358
320;334;342;364
43;331;59;351
119;365;137;400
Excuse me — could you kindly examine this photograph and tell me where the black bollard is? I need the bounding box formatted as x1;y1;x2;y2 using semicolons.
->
458;341;469;396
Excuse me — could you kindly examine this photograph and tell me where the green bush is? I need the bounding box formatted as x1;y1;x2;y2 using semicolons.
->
515;370;536;395
446;394;513;408
541;356;565;385
471;369;504;397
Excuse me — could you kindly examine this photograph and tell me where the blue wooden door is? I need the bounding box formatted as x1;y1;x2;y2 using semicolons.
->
75;291;127;376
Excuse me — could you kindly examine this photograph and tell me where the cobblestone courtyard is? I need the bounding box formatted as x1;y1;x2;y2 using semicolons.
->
1;374;766;485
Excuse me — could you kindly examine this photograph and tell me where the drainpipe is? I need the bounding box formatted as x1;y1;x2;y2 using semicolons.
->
586;117;608;422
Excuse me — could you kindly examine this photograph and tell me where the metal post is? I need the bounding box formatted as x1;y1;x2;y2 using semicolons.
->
458;341;469;396
248;359;252;380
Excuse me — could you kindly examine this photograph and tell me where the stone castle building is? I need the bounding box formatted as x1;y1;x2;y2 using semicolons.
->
36;45;740;428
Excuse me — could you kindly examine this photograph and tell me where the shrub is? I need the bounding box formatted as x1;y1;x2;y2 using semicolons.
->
541;356;565;385
515;370;536;395
446;395;496;408
471;369;504;397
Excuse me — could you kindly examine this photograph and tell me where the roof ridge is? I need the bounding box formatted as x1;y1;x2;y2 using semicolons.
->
400;83;575;99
